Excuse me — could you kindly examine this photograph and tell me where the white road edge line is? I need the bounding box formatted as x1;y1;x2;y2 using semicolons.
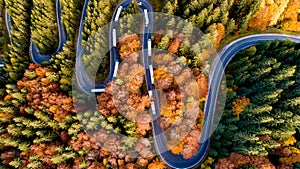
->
113;29;117;47
91;88;105;93
113;61;119;77
114;6;122;22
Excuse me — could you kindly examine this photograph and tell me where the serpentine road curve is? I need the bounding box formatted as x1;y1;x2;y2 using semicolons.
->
197;34;300;168
5;0;67;64
4;0;300;167
72;1;300;166
160;34;300;169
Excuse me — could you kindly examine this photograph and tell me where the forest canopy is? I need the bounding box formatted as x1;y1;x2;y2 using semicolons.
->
0;0;299;168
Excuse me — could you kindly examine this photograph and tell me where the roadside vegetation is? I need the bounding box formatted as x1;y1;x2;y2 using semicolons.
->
31;0;58;54
210;40;300;168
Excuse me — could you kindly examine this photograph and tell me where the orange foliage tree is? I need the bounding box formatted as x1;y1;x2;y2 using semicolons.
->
214;23;225;48
232;96;250;116
281;0;300;31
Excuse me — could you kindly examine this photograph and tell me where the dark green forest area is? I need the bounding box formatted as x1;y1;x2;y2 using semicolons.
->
209;40;300;168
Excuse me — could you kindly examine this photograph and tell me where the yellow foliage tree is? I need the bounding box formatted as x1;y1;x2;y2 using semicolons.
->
169;142;184;155
232;96;250;116
280;0;300;31
283;136;297;146
248;0;299;31
279;153;300;164
148;160;167;169
214;23;225;48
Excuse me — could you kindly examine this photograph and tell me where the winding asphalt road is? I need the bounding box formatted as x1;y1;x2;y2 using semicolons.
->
76;0;132;94
152;34;300;169
201;34;300;152
75;0;154;94
73;1;300;168
30;0;67;64
5;0;300;168
5;0;67;64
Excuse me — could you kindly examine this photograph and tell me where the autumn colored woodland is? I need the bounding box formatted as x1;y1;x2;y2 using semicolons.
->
0;0;299;168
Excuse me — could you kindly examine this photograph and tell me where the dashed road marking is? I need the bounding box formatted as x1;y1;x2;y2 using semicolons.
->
144;9;149;26
113;29;117;47
149;65;154;84
148;39;152;56
113;61;119;77
114;6;123;22
151;101;156;114
91;88;105;93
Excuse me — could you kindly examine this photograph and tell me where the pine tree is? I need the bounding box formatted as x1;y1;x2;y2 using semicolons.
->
61;0;83;41
161;0;178;15
215;40;300;158
50;41;76;92
4;0;31;82
31;0;58;54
